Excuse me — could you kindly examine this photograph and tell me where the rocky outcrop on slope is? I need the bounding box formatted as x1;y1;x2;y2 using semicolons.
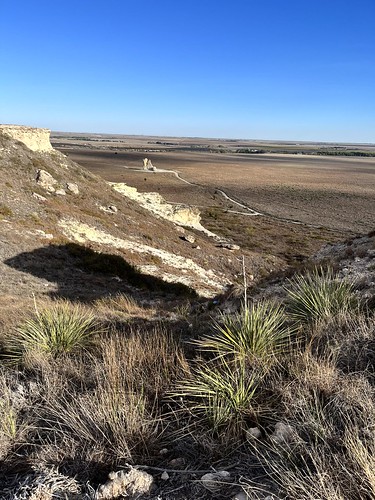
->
0;126;249;299
0;124;53;152
111;182;218;237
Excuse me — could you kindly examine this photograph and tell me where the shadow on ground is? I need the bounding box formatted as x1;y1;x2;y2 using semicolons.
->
4;242;197;302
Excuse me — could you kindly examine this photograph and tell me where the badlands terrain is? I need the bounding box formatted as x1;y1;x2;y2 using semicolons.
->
0;126;374;499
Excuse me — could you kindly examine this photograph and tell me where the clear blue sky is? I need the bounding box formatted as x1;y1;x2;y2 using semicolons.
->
1;0;374;142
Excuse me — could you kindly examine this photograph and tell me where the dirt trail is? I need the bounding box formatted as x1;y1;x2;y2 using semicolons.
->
120;165;331;230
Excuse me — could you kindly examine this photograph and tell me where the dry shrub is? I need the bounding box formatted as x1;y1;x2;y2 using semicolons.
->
36;326;188;471
99;326;189;399
257;339;375;499
0;295;34;348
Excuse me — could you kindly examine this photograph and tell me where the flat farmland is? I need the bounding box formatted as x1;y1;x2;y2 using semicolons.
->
51;131;375;267
59;148;375;233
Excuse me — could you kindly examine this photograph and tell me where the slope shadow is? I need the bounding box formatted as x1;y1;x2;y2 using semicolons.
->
4;242;197;302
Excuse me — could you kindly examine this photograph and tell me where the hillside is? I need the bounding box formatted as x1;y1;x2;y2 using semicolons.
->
0;126;375;500
0;126;276;304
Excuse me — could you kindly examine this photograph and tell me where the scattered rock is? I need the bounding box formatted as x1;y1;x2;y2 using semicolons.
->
168;457;185;468
180;234;195;244
200;471;231;492
96;467;154;499
32;192;47;202
271;422;296;445
35;169;57;192
161;471;169;481
217;242;240;251
108;205;118;213
55;189;66;196
66;182;79;194
246;426;262;440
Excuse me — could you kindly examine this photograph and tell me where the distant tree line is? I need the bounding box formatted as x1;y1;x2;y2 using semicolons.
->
316;150;375;157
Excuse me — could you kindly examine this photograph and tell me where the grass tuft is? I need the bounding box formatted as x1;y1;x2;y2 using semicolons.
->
174;358;260;437
195;301;293;364
5;301;102;363
286;267;358;324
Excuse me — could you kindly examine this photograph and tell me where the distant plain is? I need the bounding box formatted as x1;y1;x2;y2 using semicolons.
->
52;133;375;266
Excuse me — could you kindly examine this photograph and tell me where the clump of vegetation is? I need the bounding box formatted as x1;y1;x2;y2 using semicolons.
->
174;358;260;438
286;267;358;323
0;259;374;498
0;204;13;218
5;301;102;363
195;301;293;364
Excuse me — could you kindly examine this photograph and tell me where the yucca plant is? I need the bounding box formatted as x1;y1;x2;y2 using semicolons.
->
174;358;260;435
5;301;102;363
286;267;357;324
195;301;292;364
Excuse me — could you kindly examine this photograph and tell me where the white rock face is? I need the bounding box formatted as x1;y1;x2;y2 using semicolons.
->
58;218;230;297
111;182;218;238
0;124;53;152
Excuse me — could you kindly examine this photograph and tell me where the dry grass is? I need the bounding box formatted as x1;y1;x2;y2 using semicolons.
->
29;326;189;475
93;293;156;321
0;267;373;498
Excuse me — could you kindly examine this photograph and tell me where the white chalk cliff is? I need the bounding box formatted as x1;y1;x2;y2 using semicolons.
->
0;124;53;152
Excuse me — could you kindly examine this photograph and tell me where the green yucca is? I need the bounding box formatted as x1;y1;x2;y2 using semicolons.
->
195;301;292;363
174;359;259;433
286;267;357;324
6;301;102;362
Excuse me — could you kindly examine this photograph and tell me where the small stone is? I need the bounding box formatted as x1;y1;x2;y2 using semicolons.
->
96;467;154;499
55;189;66;196
161;471;169;481
32;192;47;202
217;243;240;251
180;234;195;243
66;182;79;194
271;422;296;445
36;169;57;191
168;457;185;468
108;205;118;213
246;426;262;440
200;471;231;492
159;448;169;455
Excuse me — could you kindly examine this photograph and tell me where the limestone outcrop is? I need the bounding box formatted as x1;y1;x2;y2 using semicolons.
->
111;182;217;237
0;125;53;152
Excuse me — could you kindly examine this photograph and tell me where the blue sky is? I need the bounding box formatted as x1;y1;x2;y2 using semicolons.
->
1;1;374;142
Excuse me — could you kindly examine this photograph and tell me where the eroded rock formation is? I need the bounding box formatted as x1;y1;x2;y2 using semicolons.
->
0;124;53;152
